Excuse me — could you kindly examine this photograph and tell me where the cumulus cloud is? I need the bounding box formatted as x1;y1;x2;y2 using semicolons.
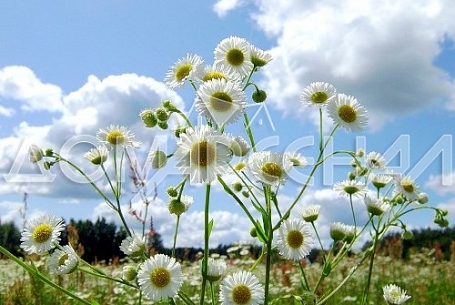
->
425;171;455;195
0;66;184;200
213;0;245;17
0;66;63;112
0;105;14;117
245;0;455;131
92;197;252;248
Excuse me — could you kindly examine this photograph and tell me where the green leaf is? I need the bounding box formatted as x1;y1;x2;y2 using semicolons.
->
208;219;214;238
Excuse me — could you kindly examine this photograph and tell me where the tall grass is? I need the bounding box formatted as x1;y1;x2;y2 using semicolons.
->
1;248;454;305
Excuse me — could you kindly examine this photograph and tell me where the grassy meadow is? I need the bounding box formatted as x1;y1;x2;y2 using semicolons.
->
1;247;455;305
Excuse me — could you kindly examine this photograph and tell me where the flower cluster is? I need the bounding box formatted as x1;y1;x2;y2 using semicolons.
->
5;35;448;305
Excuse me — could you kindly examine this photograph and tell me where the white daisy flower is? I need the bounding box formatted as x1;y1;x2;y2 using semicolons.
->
276;219;314;261
330;222;356;243
371;174;393;189
247;151;293;186
48;245;79;275
382;284;411;304
174;125;233;184
195;64;235;83
28;144;44;163
227;134;250;157
301;82;337;107
84;145;108;165
327;94;368;132
96;125;140;147
20;214;65;255
219;271;264;305
393;174;420;202
214;36;253;78
364;196;390;216
366;151;387;169
206;258;227;282
249;45;272;68
195;79;246;126
137;254;183;301
333;180;367;198
300;205;321;222
120;234;146;258
164;53;204;88
284;151;308;167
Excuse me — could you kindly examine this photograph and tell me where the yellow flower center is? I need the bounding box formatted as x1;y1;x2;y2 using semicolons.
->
190;141;216;167
58;253;69;266
203;71;227;82
311;91;329;104
32;223;53;243
226;48;245;67
337;105;357;123
401;180;415;193
231;284;252;305
150;267;171;288
261;162;282;182
175;64;192;81
106;130;125;145
286;230;304;249
210;92;233;112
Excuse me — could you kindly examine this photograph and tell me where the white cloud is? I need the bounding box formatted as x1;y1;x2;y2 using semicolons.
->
247;0;455;131
92;197;252;248
425;171;455;195
0;105;15;117
0;67;184;201
213;0;245;17
0;66;63;112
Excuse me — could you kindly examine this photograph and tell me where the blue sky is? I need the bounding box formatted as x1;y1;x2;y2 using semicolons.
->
1;0;455;248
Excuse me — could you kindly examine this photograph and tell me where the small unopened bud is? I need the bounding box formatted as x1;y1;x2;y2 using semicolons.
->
241;190;250;198
249;227;257;238
402;230;413;240
168;199;187;216
148;150;167;169
122;265;138;281
252;89;267;103
155;108;169;121
232;182;243;192
157;121;168;130
167;187;178;197
139;109;157;128
417;192;429;204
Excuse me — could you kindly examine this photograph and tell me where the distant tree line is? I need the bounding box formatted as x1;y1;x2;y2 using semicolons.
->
2;219;455;262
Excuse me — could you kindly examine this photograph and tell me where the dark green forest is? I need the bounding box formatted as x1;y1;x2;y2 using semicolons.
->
2;218;455;263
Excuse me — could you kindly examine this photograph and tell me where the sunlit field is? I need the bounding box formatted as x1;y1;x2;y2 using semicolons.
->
1;248;454;305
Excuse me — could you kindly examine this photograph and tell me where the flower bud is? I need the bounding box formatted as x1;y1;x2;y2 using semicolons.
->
157;121;168;130
148;150;167;169
252;89;267;103
417;192;429;204
167;187;178;197
139;109;157;128
249;227;257;238
122;265;138;281
232;182;243;192
401;230;413;240
168;199;187;216
155;108;169;122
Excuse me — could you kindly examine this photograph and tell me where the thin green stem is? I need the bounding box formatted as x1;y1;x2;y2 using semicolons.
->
263;185;273;305
362;231;379;305
298;260;310;291
310;222;325;251
209;281;217;305
199;184;211;305
172;215;181;258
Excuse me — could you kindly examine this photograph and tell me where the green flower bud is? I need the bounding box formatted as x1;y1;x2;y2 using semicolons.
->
252;89;267;103
155;108;169;121
348;172;356;181
122;265;138;281
44;148;53;157
167;187;178;198
174;126;187;138
168;199;187;216
232;182;243;192
139;109;157;128
163;100;179;112
241;190;250;198
148;150;167;169
157;121;168;130
402;230;413;240
417;192;429;204
249;227;257;238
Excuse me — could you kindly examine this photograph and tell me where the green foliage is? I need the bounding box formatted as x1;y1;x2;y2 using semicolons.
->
0;222;21;257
